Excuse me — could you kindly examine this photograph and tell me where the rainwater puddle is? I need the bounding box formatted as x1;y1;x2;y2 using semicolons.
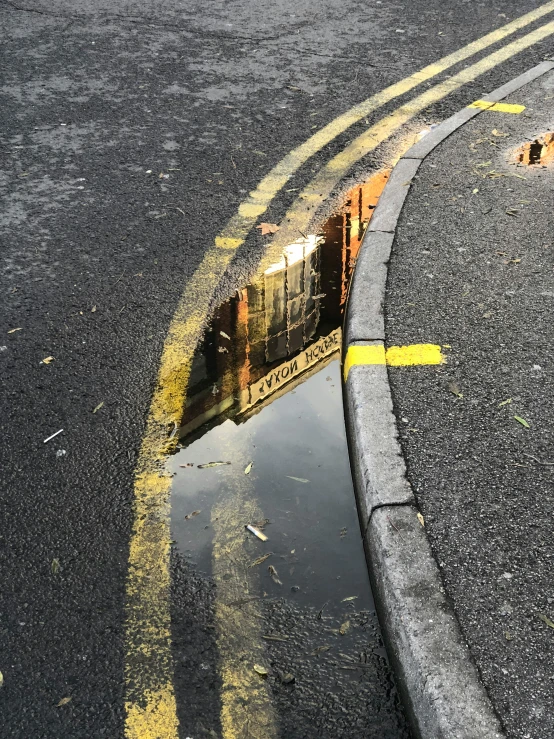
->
170;171;390;611
169;170;410;738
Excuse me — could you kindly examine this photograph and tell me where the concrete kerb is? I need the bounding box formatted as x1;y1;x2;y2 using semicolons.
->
343;60;554;739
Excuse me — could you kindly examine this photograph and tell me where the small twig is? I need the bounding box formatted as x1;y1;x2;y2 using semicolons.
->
111;269;126;289
523;452;554;466
316;600;329;620
165;205;186;217
387;515;405;540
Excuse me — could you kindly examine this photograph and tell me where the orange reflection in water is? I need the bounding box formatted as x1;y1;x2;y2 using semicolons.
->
180;169;390;440
516;132;554;165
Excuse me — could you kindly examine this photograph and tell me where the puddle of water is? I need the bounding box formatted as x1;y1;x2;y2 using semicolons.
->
516;132;554;165
168;170;412;738
170;172;389;614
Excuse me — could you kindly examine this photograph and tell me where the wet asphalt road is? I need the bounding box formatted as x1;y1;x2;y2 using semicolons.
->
1;0;554;736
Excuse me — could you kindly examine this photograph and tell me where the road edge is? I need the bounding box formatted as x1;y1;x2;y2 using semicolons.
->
342;60;554;739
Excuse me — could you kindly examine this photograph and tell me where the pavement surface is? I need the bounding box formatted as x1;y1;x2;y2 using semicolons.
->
2;0;554;736
386;73;554;739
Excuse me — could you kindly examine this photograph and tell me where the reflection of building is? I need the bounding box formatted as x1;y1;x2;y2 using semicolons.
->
180;173;389;442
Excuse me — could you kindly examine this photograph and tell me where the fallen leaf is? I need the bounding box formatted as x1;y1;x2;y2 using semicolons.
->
286;476;309;483
57;697;72;707
7;328;22;334
498;398;513;407
491;129;509;137
482;311;493;319
185;510;201;520
253;664;268;677
256;223;280;236
244;461;253;475
0;671;3;687
42;356;54;364
417;512;425;527
472;188;479;194
91;305;97;313
250;553;272;568
51;558;60;575
447;381;463;398
311;645;330;655
197;461;231;468
339;620;351;635
505;630;513;640
514;415;530;428
341;596;358;602
280;672;295;684
92;401;104;414
268;565;282;585
220;331;230;340
539;613;554;629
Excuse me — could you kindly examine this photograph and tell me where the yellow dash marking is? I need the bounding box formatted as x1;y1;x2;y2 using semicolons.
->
469;99;526;113
215;236;244;249
343;344;443;381
343;345;386;380
214;5;554;257
386;344;444;366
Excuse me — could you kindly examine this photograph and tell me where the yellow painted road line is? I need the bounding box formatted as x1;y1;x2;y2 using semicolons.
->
469;99;526;113
343;344;444;381
215;2;554;255
212;456;277;739
264;19;554;261
123;8;554;737
124;249;236;739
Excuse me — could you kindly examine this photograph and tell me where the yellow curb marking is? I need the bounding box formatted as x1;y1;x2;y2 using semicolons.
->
123;6;554;738
343;344;444;381
469;99;526;113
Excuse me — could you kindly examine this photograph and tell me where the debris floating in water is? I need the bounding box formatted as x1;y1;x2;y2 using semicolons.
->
246;524;268;542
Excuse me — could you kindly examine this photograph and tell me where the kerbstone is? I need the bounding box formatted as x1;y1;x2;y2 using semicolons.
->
366;506;504;739
345;232;393;343
343;347;413;526
368;158;421;233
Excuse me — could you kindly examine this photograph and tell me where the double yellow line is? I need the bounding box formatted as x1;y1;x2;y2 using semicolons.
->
123;5;554;738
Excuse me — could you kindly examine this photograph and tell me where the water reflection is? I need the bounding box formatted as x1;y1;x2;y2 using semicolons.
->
169;170;409;739
179;170;389;442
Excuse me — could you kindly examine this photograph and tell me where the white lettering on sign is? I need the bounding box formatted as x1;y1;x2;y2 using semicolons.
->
249;328;341;406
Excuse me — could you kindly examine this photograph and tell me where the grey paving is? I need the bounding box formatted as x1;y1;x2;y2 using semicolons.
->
386;70;554;739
